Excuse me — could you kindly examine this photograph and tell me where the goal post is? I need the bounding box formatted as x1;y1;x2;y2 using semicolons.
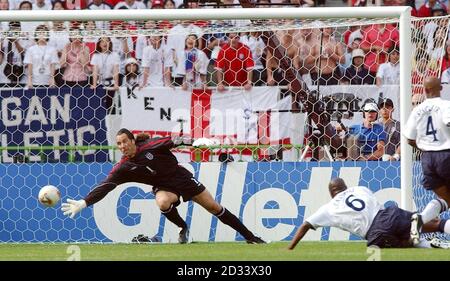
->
398;9;413;212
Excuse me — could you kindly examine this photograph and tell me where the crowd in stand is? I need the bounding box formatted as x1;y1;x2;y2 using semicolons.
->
0;0;448;162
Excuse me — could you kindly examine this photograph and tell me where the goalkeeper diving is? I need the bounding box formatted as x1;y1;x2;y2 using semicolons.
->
61;129;265;244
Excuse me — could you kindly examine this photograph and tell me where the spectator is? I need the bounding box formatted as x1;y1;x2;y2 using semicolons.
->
267;27;300;86
140;35;174;88
23;25;59;88
0;0;9;31
257;0;271;7
386;0;418;16
378;98;401;161
0;0;7;10
135;20;157;61
348;0;367;6
290;0;314;7
65;0;89;9
87;0;112;30
215;32;255;91
48;21;70;58
343;26;360;47
90;37;120;113
83;20;99;59
440;65;450;83
412;53;438;94
19;1;42;36
59;28;91;87
33;0;51;10
164;0;176;8
9;0;51;10
310;27;344;86
341;48;374;85
104;0;122;7
0;50;10;87
114;0;146;9
423;7;448;63
121;57;140;94
295;26;320;84
203;21;227;86
240;31;266;86
52;0;65;10
441;40;450;72
417;0;447;17
340;33;362;73
344;102;387;161
360;24;399;79
48;20;70;85
109;21;134;73
150;0;164;8
3;21;33;86
167;19;203;86
376;45;400;87
180;34;208;91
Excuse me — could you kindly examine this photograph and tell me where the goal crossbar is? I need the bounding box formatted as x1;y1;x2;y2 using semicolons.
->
0;7;411;21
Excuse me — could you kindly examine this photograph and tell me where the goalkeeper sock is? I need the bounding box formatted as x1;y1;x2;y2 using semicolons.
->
215;207;254;240
421;199;448;224
161;204;187;229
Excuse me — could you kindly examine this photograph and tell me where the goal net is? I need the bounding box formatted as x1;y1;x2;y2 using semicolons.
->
0;7;448;243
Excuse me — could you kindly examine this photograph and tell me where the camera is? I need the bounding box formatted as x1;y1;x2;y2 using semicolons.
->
321;92;361;122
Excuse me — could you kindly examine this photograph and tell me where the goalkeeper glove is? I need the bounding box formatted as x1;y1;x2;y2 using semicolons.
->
172;136;192;146
61;199;87;219
192;138;217;147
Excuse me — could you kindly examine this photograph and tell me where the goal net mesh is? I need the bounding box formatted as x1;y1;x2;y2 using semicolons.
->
0;13;449;243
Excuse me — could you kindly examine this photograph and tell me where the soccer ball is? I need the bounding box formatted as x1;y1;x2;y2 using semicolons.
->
38;185;61;207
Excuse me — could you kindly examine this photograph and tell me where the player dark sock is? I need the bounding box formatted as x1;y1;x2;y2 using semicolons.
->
161;204;187;229
215;207;255;240
439;219;448;233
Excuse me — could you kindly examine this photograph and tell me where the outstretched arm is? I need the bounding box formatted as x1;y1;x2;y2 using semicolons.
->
61;163;128;218
288;222;314;250
61;181;118;219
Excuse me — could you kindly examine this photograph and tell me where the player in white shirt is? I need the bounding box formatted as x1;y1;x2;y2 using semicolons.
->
288;178;450;250
404;76;450;245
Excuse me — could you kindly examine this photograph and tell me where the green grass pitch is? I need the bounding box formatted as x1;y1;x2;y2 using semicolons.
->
0;241;449;261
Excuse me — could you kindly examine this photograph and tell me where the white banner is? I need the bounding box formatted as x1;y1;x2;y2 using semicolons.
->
209;87;291;144
120;87;191;136
120;86;292;144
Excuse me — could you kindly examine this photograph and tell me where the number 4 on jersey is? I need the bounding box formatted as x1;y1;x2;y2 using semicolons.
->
426;116;438;142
